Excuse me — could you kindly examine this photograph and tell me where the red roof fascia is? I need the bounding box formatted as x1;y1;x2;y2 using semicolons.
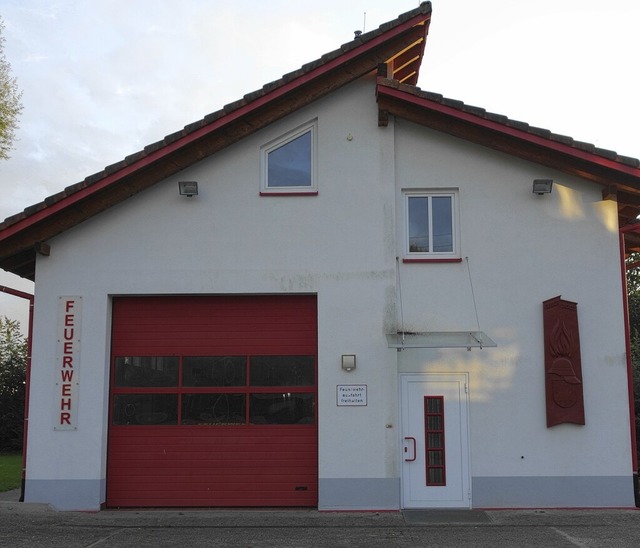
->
0;11;431;244
376;83;640;180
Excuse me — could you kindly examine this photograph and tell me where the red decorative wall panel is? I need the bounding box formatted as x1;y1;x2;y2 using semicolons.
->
543;296;585;428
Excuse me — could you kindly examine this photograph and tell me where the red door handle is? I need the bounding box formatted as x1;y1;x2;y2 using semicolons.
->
404;436;417;462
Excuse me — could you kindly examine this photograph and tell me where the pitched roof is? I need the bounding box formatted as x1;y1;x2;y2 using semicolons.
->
376;77;640;228
0;3;433;280
2;1;640;280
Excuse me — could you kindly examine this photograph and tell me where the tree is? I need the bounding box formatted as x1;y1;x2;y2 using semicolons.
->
0;16;23;160
0;317;27;451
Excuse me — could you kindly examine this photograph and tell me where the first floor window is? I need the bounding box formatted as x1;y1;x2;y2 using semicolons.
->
261;121;317;194
406;190;457;257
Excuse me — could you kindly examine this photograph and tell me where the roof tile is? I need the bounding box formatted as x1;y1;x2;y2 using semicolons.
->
593;147;618;161
104;159;128;175
43;191;66;207
441;97;464;109
617;155;640;168
22;204;43;217
528;126;552;139
506;119;530;131
143;140;165;154
222;97;248;112
84;171;106;185
572;140;595;153
124;150;148;165
549;133;573;145
461;105;486;117
163;130;186;146
484;112;509;124
243;89;265;103
64;181;85;194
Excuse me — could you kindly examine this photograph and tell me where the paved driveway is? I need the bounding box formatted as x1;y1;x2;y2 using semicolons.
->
1;490;639;547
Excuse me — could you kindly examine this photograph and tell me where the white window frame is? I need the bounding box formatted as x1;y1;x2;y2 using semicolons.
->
260;120;317;195
404;190;459;259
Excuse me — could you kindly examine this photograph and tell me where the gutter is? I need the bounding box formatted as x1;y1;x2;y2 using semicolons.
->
0;285;34;503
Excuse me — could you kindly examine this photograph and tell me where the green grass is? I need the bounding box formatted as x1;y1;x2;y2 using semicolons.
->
0;454;22;492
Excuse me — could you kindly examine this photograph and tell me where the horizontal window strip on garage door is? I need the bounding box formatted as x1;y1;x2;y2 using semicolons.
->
111;355;316;426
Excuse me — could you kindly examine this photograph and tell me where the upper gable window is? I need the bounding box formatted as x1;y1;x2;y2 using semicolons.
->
405;190;459;259
261;121;317;194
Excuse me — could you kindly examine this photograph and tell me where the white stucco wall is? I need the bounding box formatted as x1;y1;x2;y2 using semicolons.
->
23;73;634;509
394;119;633;505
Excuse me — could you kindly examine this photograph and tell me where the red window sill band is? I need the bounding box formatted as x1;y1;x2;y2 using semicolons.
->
260;191;319;197
403;258;463;264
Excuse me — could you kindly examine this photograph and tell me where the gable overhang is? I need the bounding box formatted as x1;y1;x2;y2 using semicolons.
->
376;78;640;251
0;5;432;280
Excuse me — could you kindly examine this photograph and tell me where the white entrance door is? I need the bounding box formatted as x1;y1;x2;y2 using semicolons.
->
400;374;471;508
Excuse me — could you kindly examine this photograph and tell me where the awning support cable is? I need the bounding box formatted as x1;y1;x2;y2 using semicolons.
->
465;256;481;332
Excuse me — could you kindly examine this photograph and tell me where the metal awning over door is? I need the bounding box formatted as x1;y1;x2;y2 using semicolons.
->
386;331;497;350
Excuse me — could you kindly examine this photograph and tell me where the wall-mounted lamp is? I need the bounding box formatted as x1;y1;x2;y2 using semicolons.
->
178;181;199;197
341;354;356;372
532;179;553;195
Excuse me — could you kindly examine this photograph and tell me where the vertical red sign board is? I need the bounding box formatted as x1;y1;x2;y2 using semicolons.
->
55;296;81;430
543;296;585;427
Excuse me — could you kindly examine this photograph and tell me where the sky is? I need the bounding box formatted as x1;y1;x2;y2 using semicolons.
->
0;0;638;330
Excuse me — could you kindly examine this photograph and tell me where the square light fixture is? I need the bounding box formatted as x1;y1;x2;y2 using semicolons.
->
532;179;553;195
178;181;199;197
341;354;356;372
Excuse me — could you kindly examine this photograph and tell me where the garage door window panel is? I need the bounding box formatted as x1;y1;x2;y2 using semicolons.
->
183;356;246;387
113;394;178;425
250;393;315;424
250;356;315;386
182;393;246;425
114;356;179;387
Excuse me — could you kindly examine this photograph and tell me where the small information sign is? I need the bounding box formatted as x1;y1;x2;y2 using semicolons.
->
337;384;367;406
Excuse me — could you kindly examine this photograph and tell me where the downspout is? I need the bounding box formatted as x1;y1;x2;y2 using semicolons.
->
618;230;640;507
0;286;34;503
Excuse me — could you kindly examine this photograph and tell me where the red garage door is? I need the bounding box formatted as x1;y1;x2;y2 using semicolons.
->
107;295;317;508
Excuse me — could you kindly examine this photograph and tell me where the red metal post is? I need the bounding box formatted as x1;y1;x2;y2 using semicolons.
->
618;233;640;507
0;285;34;502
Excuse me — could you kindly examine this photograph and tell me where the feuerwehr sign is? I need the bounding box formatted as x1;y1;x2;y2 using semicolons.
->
54;296;81;430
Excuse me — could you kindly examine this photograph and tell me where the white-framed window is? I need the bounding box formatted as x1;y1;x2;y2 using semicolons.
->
260;121;317;194
405;190;458;258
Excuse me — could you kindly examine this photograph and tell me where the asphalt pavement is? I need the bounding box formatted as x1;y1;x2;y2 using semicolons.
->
2;488;640;547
